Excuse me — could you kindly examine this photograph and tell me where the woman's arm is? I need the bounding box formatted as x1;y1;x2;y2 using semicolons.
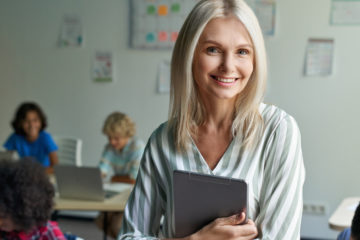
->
119;142;166;239
256;115;305;240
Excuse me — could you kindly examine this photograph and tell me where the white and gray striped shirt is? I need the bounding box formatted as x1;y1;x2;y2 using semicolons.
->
119;103;305;240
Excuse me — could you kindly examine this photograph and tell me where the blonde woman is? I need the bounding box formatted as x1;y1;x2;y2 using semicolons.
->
120;0;305;239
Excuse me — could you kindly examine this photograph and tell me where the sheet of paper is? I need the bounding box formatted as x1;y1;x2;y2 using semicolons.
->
254;0;276;35
59;14;83;47
331;0;360;24
246;0;276;36
347;203;358;211
93;51;113;83
103;183;133;193
157;60;171;93
305;38;334;76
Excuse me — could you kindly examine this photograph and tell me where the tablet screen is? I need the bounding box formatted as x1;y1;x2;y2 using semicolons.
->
173;170;248;238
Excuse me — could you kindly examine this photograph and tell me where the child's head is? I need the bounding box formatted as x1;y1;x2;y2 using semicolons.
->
11;102;47;137
102;112;136;151
352;202;360;240
0;158;54;232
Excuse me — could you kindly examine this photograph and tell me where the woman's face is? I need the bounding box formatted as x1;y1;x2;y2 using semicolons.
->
193;16;254;103
22;111;42;140
108;134;129;151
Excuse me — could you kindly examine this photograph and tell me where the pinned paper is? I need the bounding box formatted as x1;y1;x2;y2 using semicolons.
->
331;0;360;25
304;38;334;77
59;14;83;47
157;60;171;93
93;51;113;83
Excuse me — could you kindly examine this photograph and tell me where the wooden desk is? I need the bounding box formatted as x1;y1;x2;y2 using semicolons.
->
329;197;360;231
53;188;132;240
54;188;131;211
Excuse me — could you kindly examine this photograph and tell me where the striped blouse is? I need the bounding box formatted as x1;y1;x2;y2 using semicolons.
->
119;103;305;240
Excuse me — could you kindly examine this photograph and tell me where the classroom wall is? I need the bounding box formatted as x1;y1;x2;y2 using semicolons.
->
1;0;359;239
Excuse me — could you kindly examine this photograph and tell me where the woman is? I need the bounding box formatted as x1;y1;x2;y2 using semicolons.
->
120;0;305;239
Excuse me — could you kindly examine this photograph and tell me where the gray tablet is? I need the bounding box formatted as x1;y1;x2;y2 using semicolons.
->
173;170;248;238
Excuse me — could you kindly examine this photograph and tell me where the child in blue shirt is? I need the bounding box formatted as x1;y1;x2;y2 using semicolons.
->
3;102;58;173
338;202;360;240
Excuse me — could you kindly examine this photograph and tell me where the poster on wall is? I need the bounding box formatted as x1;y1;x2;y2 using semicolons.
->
129;0;199;49
304;38;334;77
246;0;276;36
157;60;171;93
331;0;360;25
93;51;113;83
58;14;83;47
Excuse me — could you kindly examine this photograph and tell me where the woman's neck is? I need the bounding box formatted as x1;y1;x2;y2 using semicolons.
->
200;97;235;131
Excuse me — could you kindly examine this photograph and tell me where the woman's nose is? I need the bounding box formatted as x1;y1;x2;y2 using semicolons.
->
220;53;235;73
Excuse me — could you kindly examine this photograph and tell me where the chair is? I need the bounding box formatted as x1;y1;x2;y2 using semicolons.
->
53;136;82;166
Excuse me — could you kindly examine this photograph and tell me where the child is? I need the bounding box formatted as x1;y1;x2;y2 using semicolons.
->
0;157;66;239
3;102;58;173
338;202;360;240
96;112;145;238
98;112;145;184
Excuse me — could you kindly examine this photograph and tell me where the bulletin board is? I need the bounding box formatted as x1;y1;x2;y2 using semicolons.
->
129;0;199;49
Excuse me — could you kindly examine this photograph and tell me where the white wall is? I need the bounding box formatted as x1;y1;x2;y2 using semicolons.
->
1;0;359;239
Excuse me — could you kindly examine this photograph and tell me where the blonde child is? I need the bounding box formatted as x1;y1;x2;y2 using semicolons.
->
96;112;145;238
99;112;144;184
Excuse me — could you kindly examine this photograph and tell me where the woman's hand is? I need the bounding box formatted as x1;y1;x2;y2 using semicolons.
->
189;212;258;240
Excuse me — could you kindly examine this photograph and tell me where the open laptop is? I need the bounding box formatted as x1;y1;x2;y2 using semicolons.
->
54;165;120;201
0;150;19;161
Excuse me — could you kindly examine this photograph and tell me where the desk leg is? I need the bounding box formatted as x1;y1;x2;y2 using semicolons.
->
103;212;108;240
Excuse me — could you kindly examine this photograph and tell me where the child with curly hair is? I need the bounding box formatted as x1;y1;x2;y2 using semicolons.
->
3;102;58;173
0;157;66;240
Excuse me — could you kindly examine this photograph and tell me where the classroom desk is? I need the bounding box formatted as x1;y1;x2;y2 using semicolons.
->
54;188;131;211
53;188;132;240
329;197;360;231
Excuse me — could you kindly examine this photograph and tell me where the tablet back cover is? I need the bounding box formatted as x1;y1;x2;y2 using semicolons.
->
173;170;248;238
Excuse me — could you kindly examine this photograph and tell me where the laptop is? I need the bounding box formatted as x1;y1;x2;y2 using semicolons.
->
0;150;19;161
54;165;119;201
173;170;248;238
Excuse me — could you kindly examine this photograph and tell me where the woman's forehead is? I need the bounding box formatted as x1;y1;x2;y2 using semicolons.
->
198;16;252;46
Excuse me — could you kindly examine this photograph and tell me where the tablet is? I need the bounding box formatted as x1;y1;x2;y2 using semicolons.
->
173;170;248;238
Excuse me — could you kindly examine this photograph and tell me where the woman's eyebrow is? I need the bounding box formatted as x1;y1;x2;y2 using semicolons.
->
200;39;253;49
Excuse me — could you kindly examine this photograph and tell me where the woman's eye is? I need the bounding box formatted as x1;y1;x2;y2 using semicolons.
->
206;47;219;54
238;49;249;55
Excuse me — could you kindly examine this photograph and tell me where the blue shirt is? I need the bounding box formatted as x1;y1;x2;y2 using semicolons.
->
338;228;351;240
3;131;58;167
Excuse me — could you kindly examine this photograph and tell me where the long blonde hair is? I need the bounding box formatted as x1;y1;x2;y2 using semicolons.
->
169;0;267;151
